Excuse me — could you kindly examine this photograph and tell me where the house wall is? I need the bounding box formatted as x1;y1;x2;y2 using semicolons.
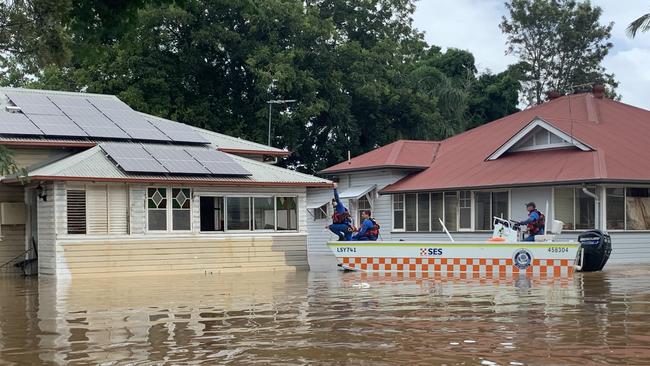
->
37;183;59;275
0;185;27;273
46;183;309;278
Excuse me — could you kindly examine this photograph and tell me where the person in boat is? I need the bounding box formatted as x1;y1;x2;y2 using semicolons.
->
327;183;353;241
518;202;545;242
352;210;380;241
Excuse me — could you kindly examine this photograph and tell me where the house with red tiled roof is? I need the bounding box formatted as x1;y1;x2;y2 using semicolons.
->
307;86;650;264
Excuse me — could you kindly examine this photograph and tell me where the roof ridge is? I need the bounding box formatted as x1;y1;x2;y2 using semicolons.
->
28;146;104;176
386;140;404;165
227;153;331;182
0;86;119;99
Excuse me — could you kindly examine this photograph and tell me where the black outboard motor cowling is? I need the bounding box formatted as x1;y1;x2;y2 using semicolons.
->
577;230;612;272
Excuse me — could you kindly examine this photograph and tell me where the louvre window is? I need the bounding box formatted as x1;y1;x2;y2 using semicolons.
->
314;204;328;220
67;190;86;234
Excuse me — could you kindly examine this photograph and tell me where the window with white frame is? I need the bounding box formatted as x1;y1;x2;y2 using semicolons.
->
200;196;224;232
417;193;430;231
254;197;275;230
511;127;572;152
393;194;404;230
474;191;509;230
554;187;595;230
227;197;251;230
459;191;472;230
171;188;191;231
147;187;191;231
606;187;650;230
357;195;372;225
430;192;443;230
405;193;417;231
444;192;458;231
147;188;168;231
66;185;129;235
276;196;298;230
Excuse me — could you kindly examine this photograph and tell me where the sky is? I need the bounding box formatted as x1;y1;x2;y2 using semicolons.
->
412;0;650;109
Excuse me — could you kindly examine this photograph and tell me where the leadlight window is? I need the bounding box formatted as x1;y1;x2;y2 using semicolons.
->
172;188;191;231
147;188;167;231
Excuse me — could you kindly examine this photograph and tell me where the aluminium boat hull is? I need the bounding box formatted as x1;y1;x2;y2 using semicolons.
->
328;241;580;277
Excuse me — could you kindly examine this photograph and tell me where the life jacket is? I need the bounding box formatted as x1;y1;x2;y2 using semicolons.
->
364;218;380;238
527;209;545;235
332;209;351;225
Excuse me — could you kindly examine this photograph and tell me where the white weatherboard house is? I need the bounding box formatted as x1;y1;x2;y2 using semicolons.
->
0;88;330;278
307;88;650;265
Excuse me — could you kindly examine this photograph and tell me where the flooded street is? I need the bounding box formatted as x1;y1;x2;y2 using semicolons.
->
1;260;650;365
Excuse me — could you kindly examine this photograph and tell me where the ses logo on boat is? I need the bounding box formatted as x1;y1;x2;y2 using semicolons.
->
420;248;443;256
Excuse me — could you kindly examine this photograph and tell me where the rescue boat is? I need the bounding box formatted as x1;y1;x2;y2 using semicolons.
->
328;217;611;276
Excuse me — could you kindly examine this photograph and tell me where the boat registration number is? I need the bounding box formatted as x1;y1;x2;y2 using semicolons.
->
547;247;570;253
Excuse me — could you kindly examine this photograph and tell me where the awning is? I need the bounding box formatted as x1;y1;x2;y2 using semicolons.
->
338;185;376;200
307;200;330;210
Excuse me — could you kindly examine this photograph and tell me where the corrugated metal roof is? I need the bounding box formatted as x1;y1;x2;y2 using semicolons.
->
17;146;329;186
377;93;650;193
321;140;440;174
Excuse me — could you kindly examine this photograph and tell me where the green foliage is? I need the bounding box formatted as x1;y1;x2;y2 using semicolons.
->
627;11;650;38
500;0;617;105
1;0;522;174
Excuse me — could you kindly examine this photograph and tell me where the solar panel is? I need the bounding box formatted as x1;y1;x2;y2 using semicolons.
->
48;96;130;139
0;112;44;136
26;114;87;137
100;143;168;173
147;118;209;144
184;147;250;176
5;93;63;115
144;145;210;174
87;99;170;141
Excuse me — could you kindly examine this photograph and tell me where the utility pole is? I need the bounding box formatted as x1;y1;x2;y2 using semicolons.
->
267;99;296;146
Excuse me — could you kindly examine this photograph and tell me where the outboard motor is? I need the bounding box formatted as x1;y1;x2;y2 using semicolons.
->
576;230;612;272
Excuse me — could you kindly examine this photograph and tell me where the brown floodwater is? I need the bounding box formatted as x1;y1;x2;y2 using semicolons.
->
1;261;650;366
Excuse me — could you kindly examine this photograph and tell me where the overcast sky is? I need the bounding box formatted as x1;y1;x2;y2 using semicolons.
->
413;0;650;109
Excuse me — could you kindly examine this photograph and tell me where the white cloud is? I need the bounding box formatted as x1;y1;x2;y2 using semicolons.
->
413;0;650;109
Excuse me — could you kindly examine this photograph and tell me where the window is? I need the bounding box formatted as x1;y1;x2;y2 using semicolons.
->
475;191;509;230
405;194;417;231
172;188;191;231
357;195;372;225
554;187;595;230
393;195;404;230
254;197;275;230
147;188;167;231
511;126;572;152
418;193;430;231
459;191;471;230
314;204;328;220
444;192;458;231
430;193;443;231
606;188;650;230
67;190;86;234
200;196;224;231
227;197;251;230
276;197;297;230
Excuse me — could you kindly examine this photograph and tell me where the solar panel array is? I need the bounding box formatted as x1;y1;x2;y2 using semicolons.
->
0;92;208;144
100;143;251;176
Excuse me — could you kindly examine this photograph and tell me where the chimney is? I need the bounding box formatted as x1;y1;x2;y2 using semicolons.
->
592;84;605;99
546;90;562;100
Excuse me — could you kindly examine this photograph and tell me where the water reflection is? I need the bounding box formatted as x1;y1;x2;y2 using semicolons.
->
1;265;650;365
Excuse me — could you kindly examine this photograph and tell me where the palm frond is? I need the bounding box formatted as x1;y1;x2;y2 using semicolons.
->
627;12;650;38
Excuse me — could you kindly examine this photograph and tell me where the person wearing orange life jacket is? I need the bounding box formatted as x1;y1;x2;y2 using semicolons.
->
327;183;353;241
352;210;380;241
517;202;545;242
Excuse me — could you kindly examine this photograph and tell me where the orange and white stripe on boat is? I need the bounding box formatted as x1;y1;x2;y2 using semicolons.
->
340;257;574;276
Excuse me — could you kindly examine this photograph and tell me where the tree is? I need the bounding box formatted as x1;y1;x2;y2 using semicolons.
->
627;11;650;38
500;0;617;106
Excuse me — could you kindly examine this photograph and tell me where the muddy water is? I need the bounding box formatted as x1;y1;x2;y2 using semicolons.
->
1;264;650;365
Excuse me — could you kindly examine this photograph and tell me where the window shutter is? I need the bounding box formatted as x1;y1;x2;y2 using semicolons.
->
67;190;87;234
86;185;108;234
109;185;128;234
